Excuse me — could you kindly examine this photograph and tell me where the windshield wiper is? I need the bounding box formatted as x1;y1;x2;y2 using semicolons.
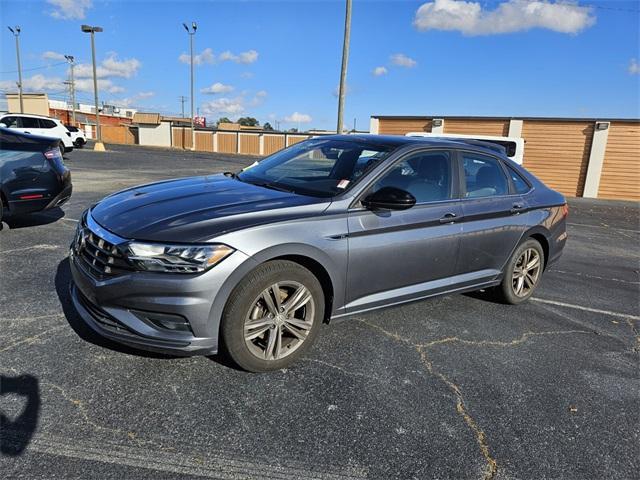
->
250;181;297;194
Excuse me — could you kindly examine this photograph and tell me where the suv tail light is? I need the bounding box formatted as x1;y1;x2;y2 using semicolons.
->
44;148;65;173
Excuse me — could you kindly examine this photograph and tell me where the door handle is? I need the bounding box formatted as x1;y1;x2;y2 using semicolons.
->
439;212;458;224
510;203;525;214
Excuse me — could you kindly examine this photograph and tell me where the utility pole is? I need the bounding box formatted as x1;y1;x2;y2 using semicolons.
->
178;95;187;118
81;25;104;151
183;22;197;151
336;0;352;134
7;26;23;113
64;55;76;125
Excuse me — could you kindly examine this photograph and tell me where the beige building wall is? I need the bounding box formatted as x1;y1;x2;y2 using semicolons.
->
6;93;50;116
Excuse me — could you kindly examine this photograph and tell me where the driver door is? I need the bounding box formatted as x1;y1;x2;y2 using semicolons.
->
345;149;463;313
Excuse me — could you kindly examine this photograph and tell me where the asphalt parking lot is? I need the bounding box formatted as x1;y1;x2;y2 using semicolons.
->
1;143;639;480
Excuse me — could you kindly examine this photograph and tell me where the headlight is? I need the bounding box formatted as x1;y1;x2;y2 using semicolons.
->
125;242;234;273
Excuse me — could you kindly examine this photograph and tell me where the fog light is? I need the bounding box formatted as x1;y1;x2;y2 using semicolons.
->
132;310;192;333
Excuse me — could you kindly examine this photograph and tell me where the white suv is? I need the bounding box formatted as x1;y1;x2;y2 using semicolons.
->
0;113;74;155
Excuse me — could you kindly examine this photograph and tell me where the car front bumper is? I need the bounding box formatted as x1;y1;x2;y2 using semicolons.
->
69;244;251;356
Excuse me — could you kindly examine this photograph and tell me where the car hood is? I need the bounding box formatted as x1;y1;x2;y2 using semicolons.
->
91;174;330;243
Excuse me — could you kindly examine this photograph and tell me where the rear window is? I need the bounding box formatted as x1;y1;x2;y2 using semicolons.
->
40;119;57;129
65;125;78;132
506;165;531;194
21;117;40;129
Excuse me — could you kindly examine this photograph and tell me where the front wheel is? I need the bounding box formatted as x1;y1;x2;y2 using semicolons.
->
495;239;545;304
220;260;324;372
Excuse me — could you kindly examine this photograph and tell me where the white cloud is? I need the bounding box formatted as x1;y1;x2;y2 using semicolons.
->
42;51;66;61
390;53;417;68
0;74;66;93
373;66;388;76
108;91;155;107
74;78;125;94
201;82;235;94
200;97;246;116
75;53;141;79
178;48;215;66
413;0;595;36
47;0;93;20
240;71;254;79
284;112;312;124
219;49;259;64
628;58;640;75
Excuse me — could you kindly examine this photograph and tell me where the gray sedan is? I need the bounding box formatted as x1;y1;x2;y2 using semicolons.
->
69;135;567;371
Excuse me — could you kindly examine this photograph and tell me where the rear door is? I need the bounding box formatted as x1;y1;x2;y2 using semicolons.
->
456;151;529;278
346;149;463;312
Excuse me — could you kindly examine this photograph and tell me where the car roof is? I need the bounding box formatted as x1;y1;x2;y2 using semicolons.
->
318;134;508;158
1;112;60;121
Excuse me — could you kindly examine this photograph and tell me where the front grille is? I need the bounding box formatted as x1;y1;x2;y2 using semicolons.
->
75;216;132;278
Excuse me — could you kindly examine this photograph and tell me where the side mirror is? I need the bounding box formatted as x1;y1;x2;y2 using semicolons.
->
362;186;416;211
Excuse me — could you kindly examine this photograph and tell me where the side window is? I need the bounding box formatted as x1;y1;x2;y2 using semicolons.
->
20;117;40;129
372;151;453;203
506;165;531;194
40;119;57;129
463;153;509;198
2;116;19;127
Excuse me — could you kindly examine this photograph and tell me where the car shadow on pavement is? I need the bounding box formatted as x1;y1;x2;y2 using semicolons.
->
0;374;40;456
54;258;179;360
3;207;65;230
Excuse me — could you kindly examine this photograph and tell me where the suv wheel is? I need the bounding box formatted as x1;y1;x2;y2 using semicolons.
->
59;142;65;158
221;260;324;372
495;238;544;304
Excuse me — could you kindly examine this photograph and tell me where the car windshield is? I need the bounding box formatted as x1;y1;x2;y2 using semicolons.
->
236;138;395;197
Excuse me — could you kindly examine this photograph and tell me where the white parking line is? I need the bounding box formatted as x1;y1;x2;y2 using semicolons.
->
0;244;60;255
567;222;640;234
533;298;640;321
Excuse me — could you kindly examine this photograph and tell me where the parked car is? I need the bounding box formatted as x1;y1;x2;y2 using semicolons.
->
405;132;525;165
0;113;74;155
69;135;567;371
65;124;87;147
0;127;72;222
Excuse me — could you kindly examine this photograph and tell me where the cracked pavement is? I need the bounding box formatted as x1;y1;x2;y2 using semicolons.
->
1;144;639;479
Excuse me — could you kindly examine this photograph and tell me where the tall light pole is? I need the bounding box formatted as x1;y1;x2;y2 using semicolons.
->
7;26;23;113
183;22;197;151
64;55;76;125
336;0;352;134
81;25;104;151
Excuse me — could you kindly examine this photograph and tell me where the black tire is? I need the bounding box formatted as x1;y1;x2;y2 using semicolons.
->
0;198;3;229
59;143;65;158
495;238;545;304
220;260;324;372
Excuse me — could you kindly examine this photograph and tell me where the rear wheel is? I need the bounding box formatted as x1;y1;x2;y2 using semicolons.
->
59;142;65;157
220;260;324;372
495;238;544;304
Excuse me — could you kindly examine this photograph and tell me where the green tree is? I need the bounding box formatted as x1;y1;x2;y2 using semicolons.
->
217;117;232;125
237;117;259;127
263;122;274;131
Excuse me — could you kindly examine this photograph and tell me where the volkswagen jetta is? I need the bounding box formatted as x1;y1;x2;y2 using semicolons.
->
69;135;567;371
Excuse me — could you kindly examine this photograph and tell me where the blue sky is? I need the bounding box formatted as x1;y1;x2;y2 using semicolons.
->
1;0;639;130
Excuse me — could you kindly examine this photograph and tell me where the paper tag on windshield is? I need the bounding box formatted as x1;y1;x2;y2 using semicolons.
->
242;161;259;171
337;179;350;189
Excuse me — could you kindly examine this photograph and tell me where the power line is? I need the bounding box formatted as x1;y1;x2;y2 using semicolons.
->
0;61;68;75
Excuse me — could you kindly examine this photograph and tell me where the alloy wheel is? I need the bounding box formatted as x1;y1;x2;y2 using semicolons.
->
512;248;542;297
243;281;315;361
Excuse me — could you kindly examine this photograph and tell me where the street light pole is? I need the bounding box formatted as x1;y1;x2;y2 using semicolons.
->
336;0;352;134
7;26;23;113
183;22;197;151
81;25;104;151
64;55;76;125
